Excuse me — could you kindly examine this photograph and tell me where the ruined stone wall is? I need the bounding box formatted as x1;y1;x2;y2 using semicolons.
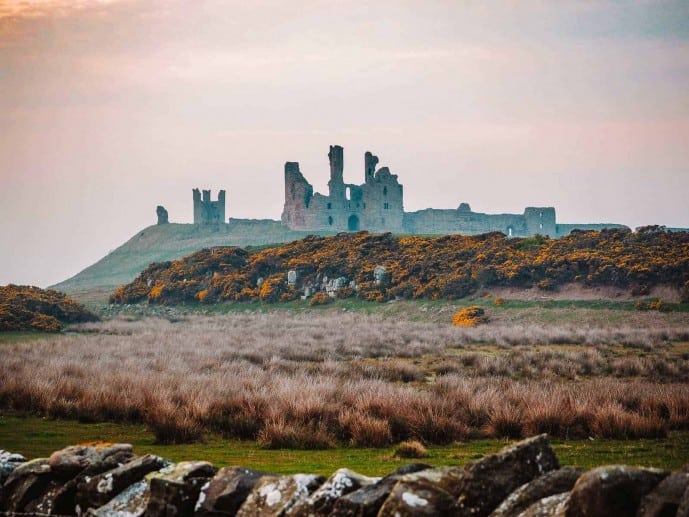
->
281;147;404;233
556;223;631;237
403;208;529;237
193;188;226;224
2;435;684;516
280;145;571;238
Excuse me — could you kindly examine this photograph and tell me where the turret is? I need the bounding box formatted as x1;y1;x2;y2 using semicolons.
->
364;151;378;185
327;145;345;202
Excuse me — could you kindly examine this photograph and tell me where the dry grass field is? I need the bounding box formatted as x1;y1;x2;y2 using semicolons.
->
2;303;689;449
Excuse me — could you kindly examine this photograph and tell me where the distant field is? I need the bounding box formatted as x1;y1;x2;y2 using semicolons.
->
2;302;688;454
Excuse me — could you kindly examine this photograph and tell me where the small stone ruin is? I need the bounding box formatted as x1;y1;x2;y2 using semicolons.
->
2;435;688;516
156;206;169;225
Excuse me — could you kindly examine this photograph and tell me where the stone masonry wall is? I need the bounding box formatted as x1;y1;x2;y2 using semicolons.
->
2;435;686;516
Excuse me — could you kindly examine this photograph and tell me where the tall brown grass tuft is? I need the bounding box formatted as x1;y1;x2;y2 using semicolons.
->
257;418;337;449
1;313;688;446
591;404;667;439
145;402;205;444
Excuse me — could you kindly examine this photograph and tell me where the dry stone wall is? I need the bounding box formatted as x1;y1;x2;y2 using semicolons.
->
2;435;688;516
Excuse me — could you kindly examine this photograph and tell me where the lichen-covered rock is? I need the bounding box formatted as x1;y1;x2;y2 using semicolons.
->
456;434;559;517
565;465;669;516
75;453;167;512
17;444;137;516
490;467;584;517
637;464;689;517
85;479;148;516
145;461;216;516
288;468;379;516
236;473;325;516
377;467;465;516
195;466;269;516
1;458;53;514
518;492;570;517
48;443;134;478
331;464;431;517
85;460;206;516
0;450;27;484
377;477;457;516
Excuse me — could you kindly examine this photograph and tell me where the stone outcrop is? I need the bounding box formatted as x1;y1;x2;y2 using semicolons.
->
1;437;683;516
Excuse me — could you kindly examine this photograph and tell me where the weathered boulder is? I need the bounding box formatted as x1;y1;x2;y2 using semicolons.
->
455;434;559;517
636;463;689;517
48;443;134;478
236;473;325;516
518;492;570;517
288;468;379;516
378;477;458;516
75;453;167;512
373;266;386;285
1;458;53;514
490;467;584;517
195;466;269;516
564;465;668;516
85;479;148;516
0;450;27;484
377;467;465;516
145;461;217;516
17;444;138;516
85;460;207;516
331;464;431;517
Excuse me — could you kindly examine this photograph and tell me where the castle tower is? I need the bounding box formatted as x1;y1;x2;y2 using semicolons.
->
327;145;345;202
364;151;378;185
193;188;226;224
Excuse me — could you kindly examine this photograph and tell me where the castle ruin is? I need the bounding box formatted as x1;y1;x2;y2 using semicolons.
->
281;145;562;237
282;145;405;233
173;145;626;237
193;188;225;224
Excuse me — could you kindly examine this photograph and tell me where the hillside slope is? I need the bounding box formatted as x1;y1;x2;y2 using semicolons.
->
0;285;98;332
112;227;689;306
51;220;316;302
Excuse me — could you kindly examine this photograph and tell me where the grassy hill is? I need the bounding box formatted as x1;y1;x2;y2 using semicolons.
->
51;220;318;303
111;227;689;306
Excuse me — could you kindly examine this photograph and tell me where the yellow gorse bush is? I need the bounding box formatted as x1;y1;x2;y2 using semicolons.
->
110;227;689;305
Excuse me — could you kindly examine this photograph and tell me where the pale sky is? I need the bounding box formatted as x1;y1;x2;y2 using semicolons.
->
1;0;688;287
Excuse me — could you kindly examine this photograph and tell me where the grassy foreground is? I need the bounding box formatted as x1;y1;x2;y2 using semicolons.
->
1;417;688;476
